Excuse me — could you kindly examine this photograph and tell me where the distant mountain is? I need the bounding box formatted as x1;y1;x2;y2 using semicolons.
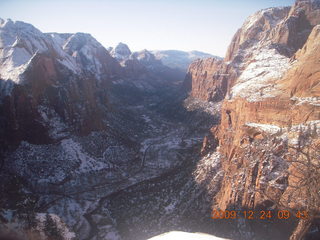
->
110;42;132;61
109;44;218;73
109;43;186;81
151;50;221;71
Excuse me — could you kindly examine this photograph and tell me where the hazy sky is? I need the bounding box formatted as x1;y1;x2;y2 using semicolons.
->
0;0;295;57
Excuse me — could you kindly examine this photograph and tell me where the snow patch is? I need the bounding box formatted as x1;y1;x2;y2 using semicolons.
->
231;47;291;101
245;122;281;134
291;96;320;106
36;213;76;240
38;105;69;139
0;18;80;83
61;138;107;173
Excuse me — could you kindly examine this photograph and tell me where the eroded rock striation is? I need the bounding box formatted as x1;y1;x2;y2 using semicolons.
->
187;0;320;218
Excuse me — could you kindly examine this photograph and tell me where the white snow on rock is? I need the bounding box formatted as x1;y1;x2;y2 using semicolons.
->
245;120;320;135
110;42;131;61
245;122;282;134
148;231;229;240
55;32;112;80
231;47;291;101
61;138;108;173
242;7;285;32
38;105;69;139
0;18;79;83
291;96;320;106
184;97;222;116
245;120;320;146
0;210;75;240
36;213;76;240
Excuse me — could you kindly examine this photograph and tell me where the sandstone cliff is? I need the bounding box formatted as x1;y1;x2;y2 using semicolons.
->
0;19;122;153
189;0;320;216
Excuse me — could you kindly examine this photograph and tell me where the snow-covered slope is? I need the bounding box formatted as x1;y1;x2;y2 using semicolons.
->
0;18;79;84
110;42;132;61
49;32;121;80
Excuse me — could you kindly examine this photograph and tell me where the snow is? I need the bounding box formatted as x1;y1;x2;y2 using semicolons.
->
194;151;224;195
0;47;33;82
110;42;131;61
245;120;320;146
184;96;222;116
0;18;80;83
231;47;291;101
38;105;69;139
58;32;108;79
291;96;320;106
61;138;108;173
245;122;281;134
242;8;282;32
148;231;229;240
36;213;76;240
0;210;75;240
291;120;320;133
246;121;320;134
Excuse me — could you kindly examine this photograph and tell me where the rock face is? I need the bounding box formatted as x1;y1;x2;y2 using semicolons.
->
184;57;233;102
188;0;320;217
52;32;122;80
0;19;122;153
1;18;206;240
110;42;132;61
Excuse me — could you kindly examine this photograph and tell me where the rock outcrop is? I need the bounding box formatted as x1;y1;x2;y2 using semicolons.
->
188;0;320;217
110;42;132;61
184;57;233;102
0;19;122;152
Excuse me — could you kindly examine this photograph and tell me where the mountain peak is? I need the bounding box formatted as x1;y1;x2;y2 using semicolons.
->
111;42;132;60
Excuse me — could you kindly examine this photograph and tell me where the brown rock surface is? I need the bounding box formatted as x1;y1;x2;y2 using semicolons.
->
281;24;320;97
190;0;320;214
0;23;123;152
184;58;236;102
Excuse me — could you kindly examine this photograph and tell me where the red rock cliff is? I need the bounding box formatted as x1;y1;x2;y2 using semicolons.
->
191;0;320;213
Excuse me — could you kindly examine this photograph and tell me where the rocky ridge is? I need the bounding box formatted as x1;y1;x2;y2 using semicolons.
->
187;0;320;233
0;17;218;240
110;43;186;83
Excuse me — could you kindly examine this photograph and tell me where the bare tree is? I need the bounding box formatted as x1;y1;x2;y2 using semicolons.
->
284;139;320;240
257;130;320;240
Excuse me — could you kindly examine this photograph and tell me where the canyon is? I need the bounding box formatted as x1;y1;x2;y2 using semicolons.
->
1;0;320;240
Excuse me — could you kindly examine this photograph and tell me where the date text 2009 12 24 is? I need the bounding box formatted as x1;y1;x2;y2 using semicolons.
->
211;209;309;220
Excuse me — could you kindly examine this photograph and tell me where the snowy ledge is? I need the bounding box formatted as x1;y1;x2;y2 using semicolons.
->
290;96;320;106
245;121;320;134
245;122;281;134
245;121;320;146
231;47;291;102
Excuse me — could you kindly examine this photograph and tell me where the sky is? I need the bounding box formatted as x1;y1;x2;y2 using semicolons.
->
0;0;295;57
